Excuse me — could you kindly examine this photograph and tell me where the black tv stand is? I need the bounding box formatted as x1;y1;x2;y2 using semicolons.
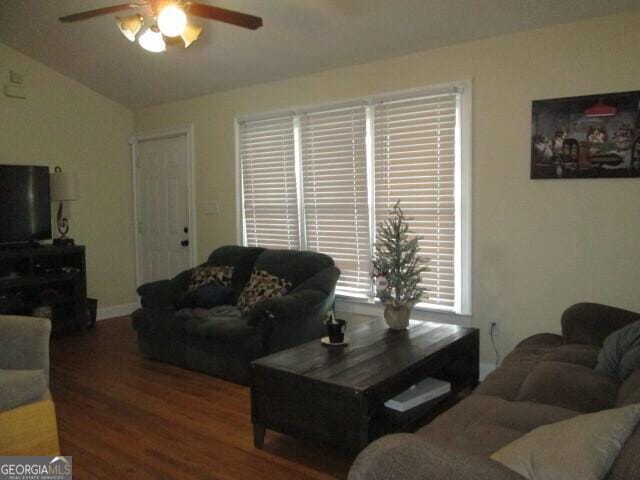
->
0;245;88;332
0;241;44;250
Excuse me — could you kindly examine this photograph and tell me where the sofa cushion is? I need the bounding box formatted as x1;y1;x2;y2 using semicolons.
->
0;369;48;411
179;306;255;339
503;339;564;369
237;270;292;315
131;307;185;334
491;404;640;480
476;337;564;401
348;433;527;480
253;249;334;289
188;264;234;291
596;320;640;382
177;285;235;309
517;361;618;413
607;424;640;480
616;369;640;407
418;394;579;457
541;344;600;368
475;365;532;401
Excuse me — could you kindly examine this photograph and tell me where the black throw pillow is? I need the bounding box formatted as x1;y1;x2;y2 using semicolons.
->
176;285;235;309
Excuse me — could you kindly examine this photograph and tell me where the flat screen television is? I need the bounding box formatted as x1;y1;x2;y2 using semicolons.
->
0;165;52;244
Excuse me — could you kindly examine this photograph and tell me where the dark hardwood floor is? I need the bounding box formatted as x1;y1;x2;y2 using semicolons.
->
50;317;353;480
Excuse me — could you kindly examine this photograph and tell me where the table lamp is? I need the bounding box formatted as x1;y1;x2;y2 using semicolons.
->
50;166;78;246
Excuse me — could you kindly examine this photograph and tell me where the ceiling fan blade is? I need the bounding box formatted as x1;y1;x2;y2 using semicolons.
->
59;3;138;23
188;3;263;30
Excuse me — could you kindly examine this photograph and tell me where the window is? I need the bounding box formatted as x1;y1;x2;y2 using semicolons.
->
374;93;457;310
237;83;471;314
300;104;371;296
238;114;299;249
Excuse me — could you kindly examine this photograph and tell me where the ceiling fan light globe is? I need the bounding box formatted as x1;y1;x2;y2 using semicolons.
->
138;27;166;53
180;23;202;48
116;15;142;42
157;5;187;37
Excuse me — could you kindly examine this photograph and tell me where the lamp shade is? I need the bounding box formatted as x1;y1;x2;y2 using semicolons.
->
117;15;143;42
50;171;78;201
181;22;202;48
138;26;167;53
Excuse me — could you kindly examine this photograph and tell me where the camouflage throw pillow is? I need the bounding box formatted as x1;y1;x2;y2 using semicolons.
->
188;265;234;291
237;269;292;315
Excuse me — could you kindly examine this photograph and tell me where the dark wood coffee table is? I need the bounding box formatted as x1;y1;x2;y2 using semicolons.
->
250;318;479;453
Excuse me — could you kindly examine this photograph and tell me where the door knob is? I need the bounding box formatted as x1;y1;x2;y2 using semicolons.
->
184;227;189;233
181;240;189;247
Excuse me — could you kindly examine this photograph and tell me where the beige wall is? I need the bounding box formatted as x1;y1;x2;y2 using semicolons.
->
0;43;136;309
134;11;640;362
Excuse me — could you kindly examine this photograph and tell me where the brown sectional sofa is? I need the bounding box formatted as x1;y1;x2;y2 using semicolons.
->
349;303;640;480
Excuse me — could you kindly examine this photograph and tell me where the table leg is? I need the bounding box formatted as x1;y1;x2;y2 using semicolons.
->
356;413;370;453
253;423;266;449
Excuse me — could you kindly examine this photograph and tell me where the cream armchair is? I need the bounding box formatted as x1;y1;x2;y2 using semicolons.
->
0;315;59;455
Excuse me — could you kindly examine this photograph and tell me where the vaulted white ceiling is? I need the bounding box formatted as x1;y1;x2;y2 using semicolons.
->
1;0;639;108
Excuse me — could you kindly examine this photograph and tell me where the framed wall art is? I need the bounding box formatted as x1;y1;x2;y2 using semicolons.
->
531;90;640;179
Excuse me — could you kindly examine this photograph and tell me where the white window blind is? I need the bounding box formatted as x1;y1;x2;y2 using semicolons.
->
300;104;371;296
237;83;470;314
239;115;300;249
374;93;457;309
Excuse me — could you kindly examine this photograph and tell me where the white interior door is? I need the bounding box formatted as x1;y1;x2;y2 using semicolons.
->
135;134;193;284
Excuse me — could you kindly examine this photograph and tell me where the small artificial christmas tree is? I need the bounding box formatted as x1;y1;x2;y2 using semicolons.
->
372;201;428;329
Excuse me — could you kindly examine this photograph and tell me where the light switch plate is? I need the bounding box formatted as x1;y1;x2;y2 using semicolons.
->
9;70;24;85
204;202;219;215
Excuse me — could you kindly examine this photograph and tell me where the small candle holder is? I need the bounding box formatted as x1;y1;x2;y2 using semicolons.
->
325;310;347;344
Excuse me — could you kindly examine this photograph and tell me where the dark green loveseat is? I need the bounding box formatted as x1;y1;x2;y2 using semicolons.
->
131;246;340;384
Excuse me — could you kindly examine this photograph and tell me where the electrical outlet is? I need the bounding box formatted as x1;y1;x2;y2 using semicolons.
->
489;319;501;337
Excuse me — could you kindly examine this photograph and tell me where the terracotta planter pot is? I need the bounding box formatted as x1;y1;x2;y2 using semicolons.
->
384;304;411;330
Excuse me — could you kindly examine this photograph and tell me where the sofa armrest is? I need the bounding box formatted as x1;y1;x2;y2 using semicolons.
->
561;303;640;347
137;270;191;308
348;434;525;480
291;266;341;297
0;315;51;382
515;333;563;349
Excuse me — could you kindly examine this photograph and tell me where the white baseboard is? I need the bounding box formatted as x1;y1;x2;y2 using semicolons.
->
96;301;140;321
479;362;496;381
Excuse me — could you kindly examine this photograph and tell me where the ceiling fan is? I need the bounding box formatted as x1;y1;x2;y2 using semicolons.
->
59;1;263;53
